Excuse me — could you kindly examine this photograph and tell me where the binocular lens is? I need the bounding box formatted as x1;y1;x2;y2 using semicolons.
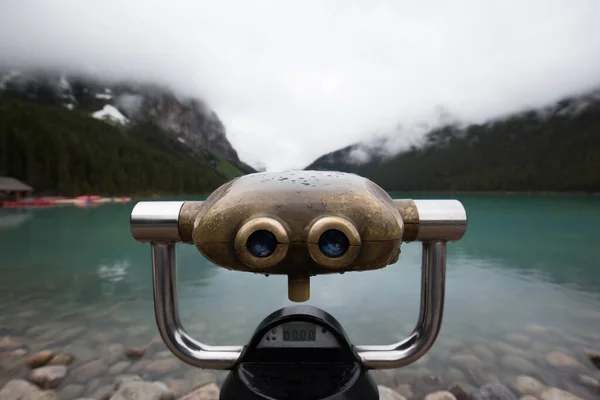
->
246;230;277;258
318;229;349;258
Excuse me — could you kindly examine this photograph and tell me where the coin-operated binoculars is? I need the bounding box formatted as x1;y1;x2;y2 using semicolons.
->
130;171;467;400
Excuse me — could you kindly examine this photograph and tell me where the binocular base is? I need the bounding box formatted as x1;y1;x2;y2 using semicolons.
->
220;362;379;400
217;305;380;400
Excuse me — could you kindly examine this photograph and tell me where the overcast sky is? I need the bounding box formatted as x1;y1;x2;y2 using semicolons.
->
2;1;600;170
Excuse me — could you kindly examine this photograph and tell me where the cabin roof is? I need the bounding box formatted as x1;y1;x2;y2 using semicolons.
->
0;177;33;192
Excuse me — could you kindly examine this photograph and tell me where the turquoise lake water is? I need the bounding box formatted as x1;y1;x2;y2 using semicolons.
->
1;193;599;397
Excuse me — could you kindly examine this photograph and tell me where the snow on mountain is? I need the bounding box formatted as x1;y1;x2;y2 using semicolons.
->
92;104;129;125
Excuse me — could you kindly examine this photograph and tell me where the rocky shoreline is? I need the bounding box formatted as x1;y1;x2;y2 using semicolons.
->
1;303;600;400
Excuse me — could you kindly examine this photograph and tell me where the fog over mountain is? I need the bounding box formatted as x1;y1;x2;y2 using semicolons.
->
2;1;600;171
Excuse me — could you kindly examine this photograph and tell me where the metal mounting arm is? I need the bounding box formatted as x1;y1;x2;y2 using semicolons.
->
130;198;466;370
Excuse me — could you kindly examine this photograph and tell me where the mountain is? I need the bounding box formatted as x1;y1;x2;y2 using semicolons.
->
306;90;600;192
0;69;255;196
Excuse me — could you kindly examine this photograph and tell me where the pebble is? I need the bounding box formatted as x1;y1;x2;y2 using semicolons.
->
155;350;173;359
578;374;600;391
513;376;545;395
126;325;150;337
125;347;146;360
56;326;86;342
57;383;85;399
584;349;600;369
468;367;491;386
129;360;151;374
100;343;125;364
164;378;193;398
111;380;174;400
448;383;472;400
27;365;68;389
492;341;530;357
450;354;484;369
62;342;96;363
184;370;219;389
524;324;549;334
47;353;74;366
0;379;40;399
378;385;408;400
472;382;518;400
0;336;25;351
539;388;583;400
25;351;54;369
545;352;583;369
501;355;537;374
72;359;109;382
179;382;220;400
505;334;531;347
89;384;114;400
473;344;497;365
394;383;414;399
521;396;539;400
145;358;180;374
108;361;131;375
445;368;466;383
425;391;457;400
114;374;143;388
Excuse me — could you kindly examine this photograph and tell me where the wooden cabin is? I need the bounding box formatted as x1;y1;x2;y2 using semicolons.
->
0;177;33;201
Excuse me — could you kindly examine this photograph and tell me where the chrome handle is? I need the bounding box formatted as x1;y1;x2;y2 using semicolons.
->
355;240;446;369
131;201;242;369
130;198;467;370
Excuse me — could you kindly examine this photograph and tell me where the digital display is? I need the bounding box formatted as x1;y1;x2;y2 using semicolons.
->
282;322;316;341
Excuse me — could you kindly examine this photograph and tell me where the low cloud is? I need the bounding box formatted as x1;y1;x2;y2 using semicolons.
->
1;1;600;170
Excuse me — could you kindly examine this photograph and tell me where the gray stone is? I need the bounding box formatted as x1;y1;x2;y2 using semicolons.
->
128;360;151;374
524;324;549;334
57;384;85;399
578;374;600;391
584;349;600;369
0;379;40;399
467;367;491;386
145;358;180;374
154;350;172;359
184;370;218;389
48;353;74;366
86;378;103;395
450;354;484;369
545;352;583;369
473;344;497;365
126;325;150;337
0;336;25;351
114;375;143;389
539;388;584;400
163;379;193;398
425;391;457;400
110;380;174;400
27;365;68;389
491;342;530;357
62;342;96;363
377;385;407;400
448;383;472;400
393;384;414;399
500;355;537;374
100;344;125;365
124;348;146;360
512;376;545;395
90;385;114;400
25;351;54;369
178;382;220;400
472;382;518;400
56;326;86;342
371;369;398;386
108;361;131;375
72;360;109;382
22;390;57;400
505;334;531;347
